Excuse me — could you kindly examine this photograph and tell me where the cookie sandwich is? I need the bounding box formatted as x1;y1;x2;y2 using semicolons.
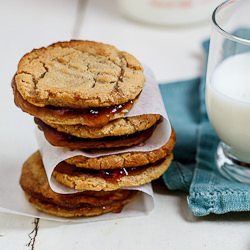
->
12;40;176;218
20;151;138;217
12;40;145;127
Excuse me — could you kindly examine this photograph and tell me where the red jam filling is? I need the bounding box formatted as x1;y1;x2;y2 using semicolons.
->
54;158;165;181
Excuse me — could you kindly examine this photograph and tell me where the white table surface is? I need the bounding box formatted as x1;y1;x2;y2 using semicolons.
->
1;0;250;249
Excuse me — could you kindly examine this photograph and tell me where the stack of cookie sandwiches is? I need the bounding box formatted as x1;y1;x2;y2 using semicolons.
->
12;40;176;218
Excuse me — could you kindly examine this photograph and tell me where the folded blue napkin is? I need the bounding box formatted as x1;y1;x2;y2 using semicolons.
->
160;39;250;216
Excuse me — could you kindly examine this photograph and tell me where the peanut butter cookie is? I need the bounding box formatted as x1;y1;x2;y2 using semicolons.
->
14;40;145;108
35;117;159;149
64;127;176;170
43;114;160;139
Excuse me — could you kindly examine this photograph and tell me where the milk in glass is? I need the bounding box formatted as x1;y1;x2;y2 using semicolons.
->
206;52;250;162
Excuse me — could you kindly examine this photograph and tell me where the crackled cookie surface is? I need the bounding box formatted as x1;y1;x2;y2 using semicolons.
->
15;40;145;109
20;151;138;217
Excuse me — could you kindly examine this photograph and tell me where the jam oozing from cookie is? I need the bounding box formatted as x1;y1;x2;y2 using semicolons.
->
54;158;165;181
88;103;127;116
12;78;139;127
46;101;131;117
100;167;136;179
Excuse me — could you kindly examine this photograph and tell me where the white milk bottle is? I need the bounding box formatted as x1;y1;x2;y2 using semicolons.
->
119;0;223;25
206;52;250;163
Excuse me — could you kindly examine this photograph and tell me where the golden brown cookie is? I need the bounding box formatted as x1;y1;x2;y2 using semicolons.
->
14;40;145;109
25;192;137;217
64;127;176;170
53;154;173;191
20;151;138;217
35;117;158;149
43;114;161;139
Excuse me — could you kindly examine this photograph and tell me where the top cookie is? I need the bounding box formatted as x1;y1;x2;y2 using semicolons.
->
15;40;145;108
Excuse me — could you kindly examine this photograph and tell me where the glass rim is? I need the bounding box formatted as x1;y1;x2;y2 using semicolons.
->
212;0;250;46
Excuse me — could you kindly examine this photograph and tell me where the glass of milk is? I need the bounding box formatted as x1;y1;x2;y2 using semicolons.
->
206;0;250;183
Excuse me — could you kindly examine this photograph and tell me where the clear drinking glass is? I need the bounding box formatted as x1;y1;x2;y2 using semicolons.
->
205;0;250;183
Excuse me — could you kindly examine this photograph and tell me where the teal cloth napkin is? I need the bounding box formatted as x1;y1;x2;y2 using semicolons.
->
160;40;250;216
